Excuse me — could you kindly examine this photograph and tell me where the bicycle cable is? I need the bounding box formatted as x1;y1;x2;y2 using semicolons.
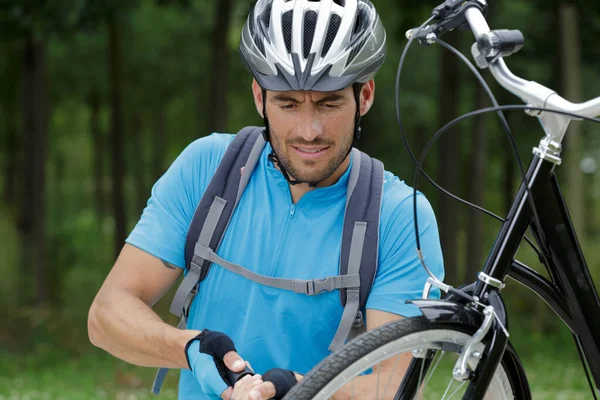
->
413;104;600;245
432;36;550;263
395;18;515;231
395;18;543;284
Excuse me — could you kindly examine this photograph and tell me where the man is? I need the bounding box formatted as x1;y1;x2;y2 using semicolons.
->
88;0;444;399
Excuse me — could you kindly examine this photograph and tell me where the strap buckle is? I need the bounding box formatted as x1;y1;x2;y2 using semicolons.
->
292;277;335;295
182;284;198;319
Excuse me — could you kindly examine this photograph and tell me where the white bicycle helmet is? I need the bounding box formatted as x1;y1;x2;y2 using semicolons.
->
239;0;387;92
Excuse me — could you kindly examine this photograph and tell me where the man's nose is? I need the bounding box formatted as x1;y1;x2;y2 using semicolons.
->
296;114;323;142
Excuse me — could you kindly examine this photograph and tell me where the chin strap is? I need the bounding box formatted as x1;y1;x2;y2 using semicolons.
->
352;82;363;141
267;151;305;186
261;84;363;187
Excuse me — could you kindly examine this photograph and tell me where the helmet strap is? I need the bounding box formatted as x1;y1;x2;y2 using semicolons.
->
261;88;304;186
352;82;363;142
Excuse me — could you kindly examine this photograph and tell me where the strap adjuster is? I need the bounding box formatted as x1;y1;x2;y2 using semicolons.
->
292;277;335;295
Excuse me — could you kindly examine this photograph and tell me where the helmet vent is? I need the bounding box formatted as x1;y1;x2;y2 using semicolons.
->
282;10;293;53
345;36;367;67
321;14;341;57
351;6;370;39
255;36;266;56
303;11;318;58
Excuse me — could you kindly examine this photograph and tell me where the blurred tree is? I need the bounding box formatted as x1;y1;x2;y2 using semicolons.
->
88;88;106;221
559;2;584;235
107;13;127;258
207;0;234;133
1;45;21;208
466;81;488;281
19;30;49;305
436;33;462;285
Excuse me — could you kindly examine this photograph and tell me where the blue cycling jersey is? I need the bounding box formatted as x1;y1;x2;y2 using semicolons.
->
126;133;444;399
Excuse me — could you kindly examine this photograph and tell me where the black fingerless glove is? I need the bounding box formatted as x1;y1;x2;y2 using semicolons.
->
185;329;252;386
262;368;298;399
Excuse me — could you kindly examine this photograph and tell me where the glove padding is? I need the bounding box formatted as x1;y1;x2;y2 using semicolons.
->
262;368;298;399
186;330;238;386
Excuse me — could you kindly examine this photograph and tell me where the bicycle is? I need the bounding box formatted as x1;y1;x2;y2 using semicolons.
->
282;0;600;398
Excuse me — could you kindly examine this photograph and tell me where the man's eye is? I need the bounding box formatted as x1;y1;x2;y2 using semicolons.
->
279;104;296;110
321;103;340;109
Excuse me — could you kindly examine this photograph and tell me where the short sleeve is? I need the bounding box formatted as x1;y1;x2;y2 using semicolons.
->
125;133;234;268
366;177;445;317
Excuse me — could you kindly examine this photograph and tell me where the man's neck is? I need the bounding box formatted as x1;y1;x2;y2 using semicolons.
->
288;156;351;203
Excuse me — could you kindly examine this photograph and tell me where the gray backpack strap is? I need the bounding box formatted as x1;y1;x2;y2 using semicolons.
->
153;127;266;395
329;149;385;351
194;243;360;294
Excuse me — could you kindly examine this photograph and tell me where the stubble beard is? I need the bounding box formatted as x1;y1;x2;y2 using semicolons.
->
270;128;354;186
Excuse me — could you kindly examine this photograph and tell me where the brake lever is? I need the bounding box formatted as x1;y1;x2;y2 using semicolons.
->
406;0;489;45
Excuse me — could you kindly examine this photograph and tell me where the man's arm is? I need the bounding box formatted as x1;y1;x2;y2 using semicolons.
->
88;244;200;369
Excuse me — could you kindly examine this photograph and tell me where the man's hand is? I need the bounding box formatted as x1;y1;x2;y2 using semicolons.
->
227;369;303;400
228;374;275;400
186;330;251;398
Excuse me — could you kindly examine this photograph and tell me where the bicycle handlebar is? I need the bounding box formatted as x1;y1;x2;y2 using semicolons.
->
464;7;600;121
462;4;600;149
409;0;600;151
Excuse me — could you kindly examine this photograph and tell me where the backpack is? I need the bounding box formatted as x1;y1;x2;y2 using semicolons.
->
153;126;384;394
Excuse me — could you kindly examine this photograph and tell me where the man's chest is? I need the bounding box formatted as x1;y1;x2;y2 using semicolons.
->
214;178;348;281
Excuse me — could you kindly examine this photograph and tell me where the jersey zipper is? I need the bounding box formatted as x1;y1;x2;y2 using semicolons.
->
271;203;296;276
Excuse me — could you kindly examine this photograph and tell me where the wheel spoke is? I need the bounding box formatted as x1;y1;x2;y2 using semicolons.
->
447;380;467;399
417;356;426;400
418;350;445;398
381;353;403;399
441;375;455;400
376;361;381;399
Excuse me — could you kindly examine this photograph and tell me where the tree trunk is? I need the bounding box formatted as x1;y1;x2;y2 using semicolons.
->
152;109;166;182
3;86;19;207
465;82;488;282
19;33;48;306
89;89;105;221
129;112;147;213
436;34;462;285
206;0;233;134
108;16;127;257
558;3;584;235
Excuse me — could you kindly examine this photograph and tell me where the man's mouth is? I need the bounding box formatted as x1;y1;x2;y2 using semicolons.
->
292;146;330;158
294;147;327;153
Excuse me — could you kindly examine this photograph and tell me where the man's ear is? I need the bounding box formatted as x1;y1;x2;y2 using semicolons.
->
359;79;375;116
252;79;265;118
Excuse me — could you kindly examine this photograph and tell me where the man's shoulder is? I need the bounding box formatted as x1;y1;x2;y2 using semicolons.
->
380;169;436;227
381;170;415;209
182;132;236;161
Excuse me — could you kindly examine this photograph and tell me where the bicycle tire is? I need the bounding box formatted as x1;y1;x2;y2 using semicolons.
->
284;316;530;399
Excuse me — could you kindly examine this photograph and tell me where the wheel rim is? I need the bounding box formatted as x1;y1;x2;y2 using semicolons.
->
312;329;514;400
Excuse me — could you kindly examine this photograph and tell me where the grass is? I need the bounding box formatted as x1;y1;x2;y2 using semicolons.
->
0;348;179;400
0;341;594;399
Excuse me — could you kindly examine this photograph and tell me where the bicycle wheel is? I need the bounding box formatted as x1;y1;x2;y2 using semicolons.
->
284;317;530;400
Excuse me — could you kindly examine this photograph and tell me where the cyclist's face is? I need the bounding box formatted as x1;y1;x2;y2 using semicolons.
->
252;80;375;186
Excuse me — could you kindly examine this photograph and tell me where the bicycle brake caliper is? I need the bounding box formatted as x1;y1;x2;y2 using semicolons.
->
452;305;495;381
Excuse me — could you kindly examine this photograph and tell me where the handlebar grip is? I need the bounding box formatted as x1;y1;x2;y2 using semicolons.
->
226;366;254;386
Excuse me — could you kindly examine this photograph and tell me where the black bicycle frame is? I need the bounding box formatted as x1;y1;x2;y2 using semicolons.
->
467;154;600;394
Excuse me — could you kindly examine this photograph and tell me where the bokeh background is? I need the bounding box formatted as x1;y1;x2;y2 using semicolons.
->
2;0;600;398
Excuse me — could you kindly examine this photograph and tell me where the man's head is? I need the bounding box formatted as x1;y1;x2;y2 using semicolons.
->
239;0;387;186
251;79;375;186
